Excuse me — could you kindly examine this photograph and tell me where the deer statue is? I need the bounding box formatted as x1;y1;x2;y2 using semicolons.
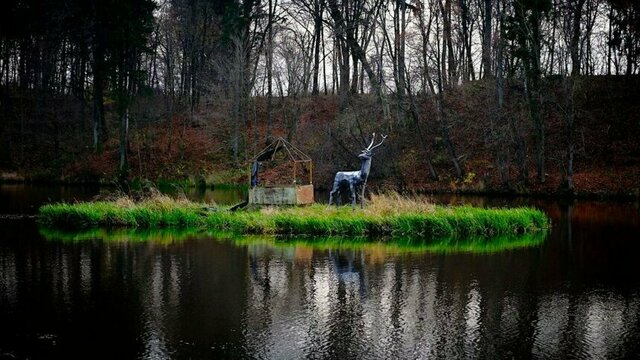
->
328;133;388;210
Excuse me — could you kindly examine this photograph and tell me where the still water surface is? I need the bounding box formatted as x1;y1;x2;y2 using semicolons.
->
1;184;639;359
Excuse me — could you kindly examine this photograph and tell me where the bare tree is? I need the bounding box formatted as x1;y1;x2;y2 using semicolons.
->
481;0;493;78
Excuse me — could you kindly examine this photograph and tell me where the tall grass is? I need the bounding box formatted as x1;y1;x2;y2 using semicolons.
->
39;194;203;229
39;193;550;239
366;192;436;216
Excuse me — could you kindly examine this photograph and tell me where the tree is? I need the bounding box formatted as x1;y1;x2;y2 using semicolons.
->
481;0;493;78
328;0;382;103
100;0;155;180
506;0;551;183
608;0;640;75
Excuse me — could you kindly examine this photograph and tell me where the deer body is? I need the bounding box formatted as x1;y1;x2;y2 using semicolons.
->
328;134;386;210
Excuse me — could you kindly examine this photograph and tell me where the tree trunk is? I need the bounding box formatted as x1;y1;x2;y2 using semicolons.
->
327;0;382;97
562;77;576;192
458;0;475;81
440;0;457;85
515;0;545;183
266;0;275;140
92;68;105;152
436;92;463;179
570;0;586;76
119;108;129;180
407;87;439;180
394;1;407;97
481;0;492;78
312;0;322;95
493;4;508;185
92;27;107;153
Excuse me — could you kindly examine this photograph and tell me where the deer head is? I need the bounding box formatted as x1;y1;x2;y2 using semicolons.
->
359;133;388;159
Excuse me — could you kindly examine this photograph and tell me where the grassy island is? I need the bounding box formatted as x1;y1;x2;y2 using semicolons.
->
39;193;549;239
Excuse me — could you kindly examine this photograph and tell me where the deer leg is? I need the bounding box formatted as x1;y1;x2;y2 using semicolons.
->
350;182;356;211
329;180;341;207
329;182;338;205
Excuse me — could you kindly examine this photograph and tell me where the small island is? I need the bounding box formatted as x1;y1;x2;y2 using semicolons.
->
38;193;549;239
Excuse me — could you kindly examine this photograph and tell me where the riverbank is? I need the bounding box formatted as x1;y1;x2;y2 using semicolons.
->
38;193;549;238
3;176;636;203
3;77;639;200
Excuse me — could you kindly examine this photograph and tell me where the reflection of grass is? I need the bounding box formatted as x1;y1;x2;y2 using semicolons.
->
39;193;549;238
40;226;547;254
39;227;209;244
230;232;548;254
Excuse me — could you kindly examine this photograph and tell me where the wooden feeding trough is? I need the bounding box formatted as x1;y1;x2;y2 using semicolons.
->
249;137;314;205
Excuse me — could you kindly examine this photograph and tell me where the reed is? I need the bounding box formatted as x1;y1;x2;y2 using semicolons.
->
39;193;549;238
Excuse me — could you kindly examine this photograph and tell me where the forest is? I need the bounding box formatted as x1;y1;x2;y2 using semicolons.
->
0;0;639;196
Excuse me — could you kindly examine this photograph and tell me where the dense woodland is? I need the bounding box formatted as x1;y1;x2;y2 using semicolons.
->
0;0;639;195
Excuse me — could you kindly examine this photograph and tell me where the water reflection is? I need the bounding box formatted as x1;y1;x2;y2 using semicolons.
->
1;224;249;358
234;234;639;359
2;187;640;359
41;228;548;255
2;227;639;358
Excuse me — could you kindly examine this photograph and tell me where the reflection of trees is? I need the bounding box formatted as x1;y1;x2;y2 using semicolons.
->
0;237;248;358
241;241;640;358
2;209;640;359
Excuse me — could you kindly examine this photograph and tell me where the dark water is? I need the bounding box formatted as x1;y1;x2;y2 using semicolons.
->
1;185;639;359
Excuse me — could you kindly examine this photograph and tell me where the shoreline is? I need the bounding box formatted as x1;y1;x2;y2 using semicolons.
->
3;177;637;202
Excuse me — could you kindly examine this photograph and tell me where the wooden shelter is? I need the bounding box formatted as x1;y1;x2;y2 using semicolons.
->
249;137;314;205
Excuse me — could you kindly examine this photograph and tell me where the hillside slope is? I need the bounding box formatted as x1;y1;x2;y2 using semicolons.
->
1;76;638;197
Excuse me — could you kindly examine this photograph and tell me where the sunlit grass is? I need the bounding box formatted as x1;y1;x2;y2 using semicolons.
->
39;193;203;229
366;192;436;216
39;192;550;238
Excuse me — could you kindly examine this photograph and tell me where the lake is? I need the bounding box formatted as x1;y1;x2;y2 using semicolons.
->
1;184;639;359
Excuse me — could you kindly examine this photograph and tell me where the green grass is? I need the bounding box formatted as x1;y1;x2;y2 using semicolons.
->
39;195;204;229
39;194;549;239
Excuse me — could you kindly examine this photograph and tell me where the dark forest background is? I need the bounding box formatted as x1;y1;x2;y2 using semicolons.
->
0;0;639;195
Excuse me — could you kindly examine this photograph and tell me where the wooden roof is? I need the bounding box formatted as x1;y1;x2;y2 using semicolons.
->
251;137;312;163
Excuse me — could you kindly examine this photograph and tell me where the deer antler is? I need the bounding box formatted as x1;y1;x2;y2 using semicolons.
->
365;133;376;151
368;134;388;151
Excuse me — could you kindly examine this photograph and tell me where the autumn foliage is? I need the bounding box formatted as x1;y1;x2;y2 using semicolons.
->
1;76;639;197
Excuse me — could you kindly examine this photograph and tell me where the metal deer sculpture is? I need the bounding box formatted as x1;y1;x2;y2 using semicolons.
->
329;133;388;210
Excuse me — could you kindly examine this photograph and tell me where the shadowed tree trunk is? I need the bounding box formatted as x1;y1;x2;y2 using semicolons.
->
482;0;492;78
511;0;549;183
266;0;277;140
92;34;106;152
